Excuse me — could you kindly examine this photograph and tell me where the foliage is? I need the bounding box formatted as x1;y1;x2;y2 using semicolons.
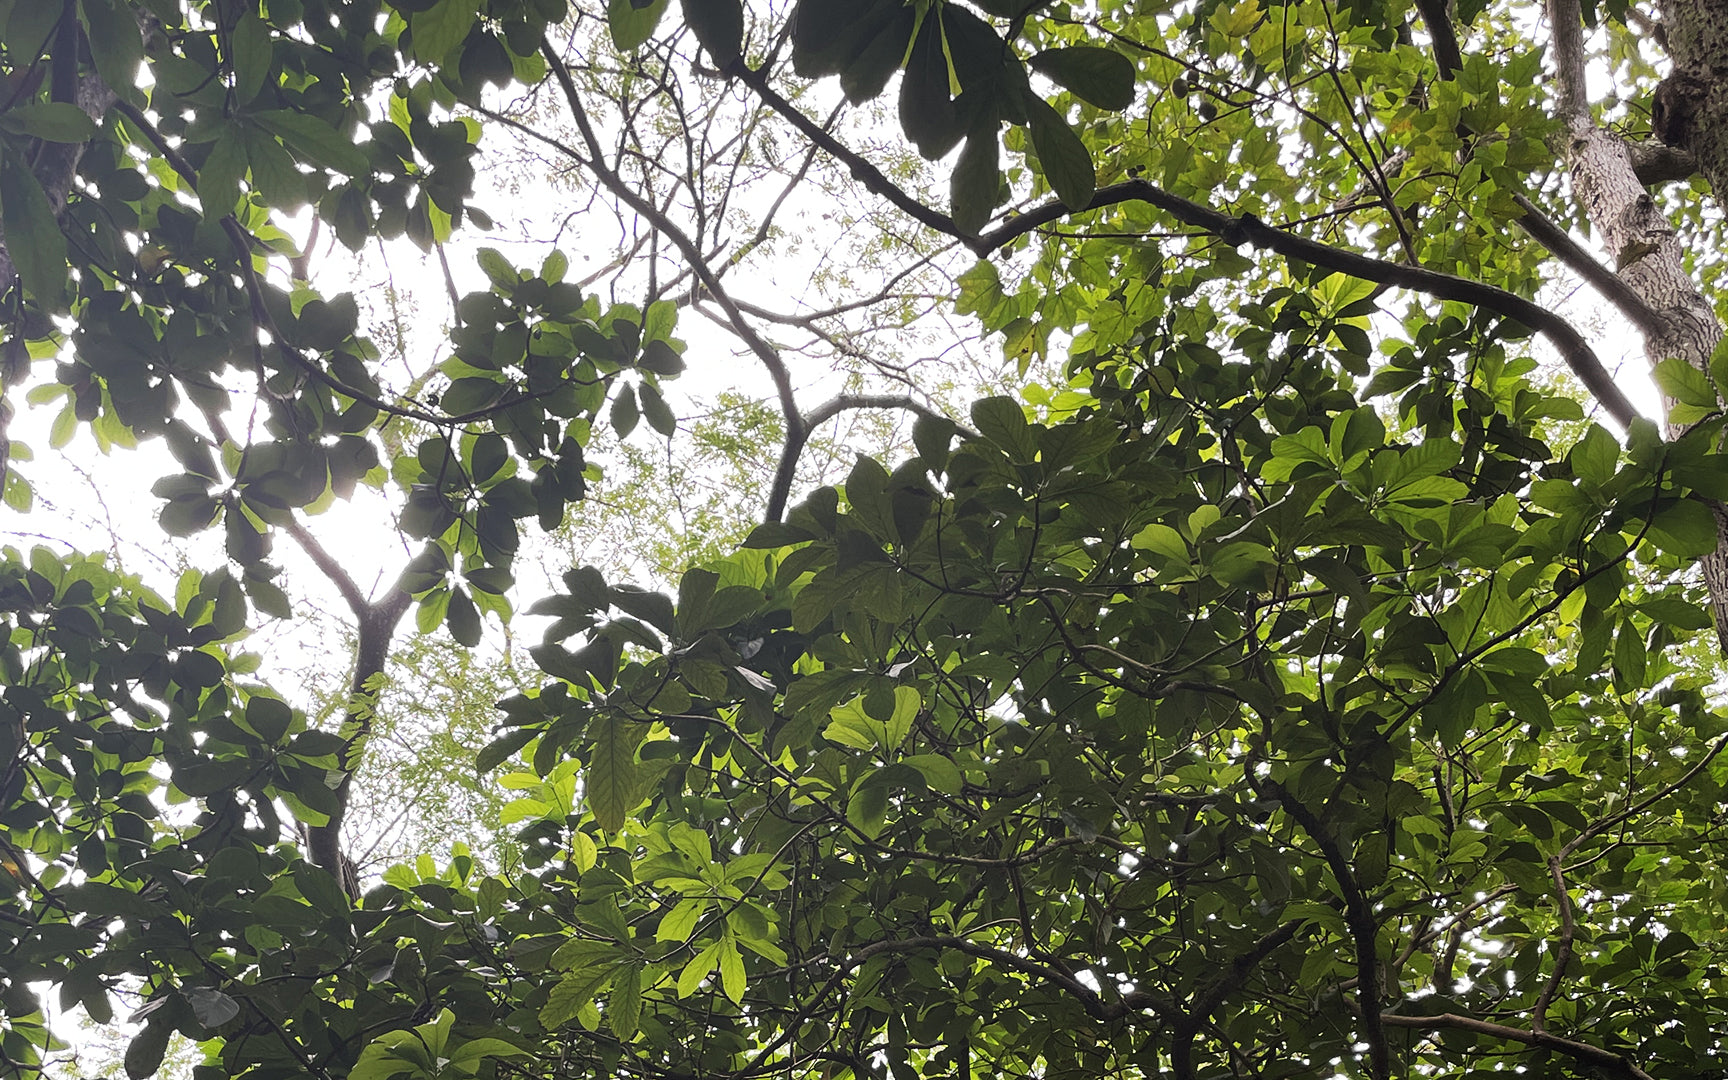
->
3;0;1728;1078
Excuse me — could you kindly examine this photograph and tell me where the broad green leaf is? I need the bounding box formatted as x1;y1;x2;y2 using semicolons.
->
1025;98;1095;210
609;0;671;50
678;939;723;997
198;129;249;217
951;130;1000;234
1646;498;1719;558
1029;47;1136;110
586;714;646;831
78;0;146;105
413;0;482;61
0;157;67;304
0;102;96;142
683;0;743;66
254;111;370;176
717;935;745;1004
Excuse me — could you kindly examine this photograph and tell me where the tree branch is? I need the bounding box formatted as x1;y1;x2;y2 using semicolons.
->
1531;853;1575;1032
539;43;808;513
1512;192;1669;342
977;180;1640;429
1627;138;1699;184
1378;1012;1655;1080
1259;780;1389;1080
1412;0;1464;76
768;394;966;523
733;63;968;242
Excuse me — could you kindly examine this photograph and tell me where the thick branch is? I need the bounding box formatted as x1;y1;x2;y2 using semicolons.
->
1627;138;1699;184
1413;0;1464;76
978;181;1640;429
1547;0;1592;122
1512;193;1670;342
305;587;413;892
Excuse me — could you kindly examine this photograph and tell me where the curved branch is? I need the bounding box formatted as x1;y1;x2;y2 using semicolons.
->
539;43;807;509
1512;192;1669;342
1379;1012;1655;1080
767;394;965;523
734;63;967;242
978;180;1641;429
1259;780;1389;1080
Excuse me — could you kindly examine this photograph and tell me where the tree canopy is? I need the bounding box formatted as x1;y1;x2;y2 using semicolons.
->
4;0;1728;1078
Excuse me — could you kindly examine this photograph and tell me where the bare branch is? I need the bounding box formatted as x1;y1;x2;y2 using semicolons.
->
1531;854;1575;1032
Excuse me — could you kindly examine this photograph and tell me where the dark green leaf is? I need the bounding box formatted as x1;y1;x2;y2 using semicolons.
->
0;156;67;304
1025;98;1095;210
1028;47;1136;110
950;130;1000;234
413;0;482;61
683;0;743;66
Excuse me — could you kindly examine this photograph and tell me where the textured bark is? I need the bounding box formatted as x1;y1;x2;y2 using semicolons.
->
1547;0;1728;650
1653;0;1728;177
1655;0;1728;648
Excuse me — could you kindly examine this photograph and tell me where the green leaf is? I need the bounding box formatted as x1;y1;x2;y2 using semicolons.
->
846;776;890;839
477;247;517;290
413;0;482;62
639;379;677;437
587;714;646;831
1568;423;1619;486
123;1021;170;1080
199;129;249;217
678;939;722;997
184;987;240;1031
245;695;293;743
0;156;67;304
1612;617;1648;694
242;124;306;209
683;0;743;66
0;102;96;142
230;8;273;104
609;0;671;50
1653;356;1716;410
900;17;960;159
254;111;370;176
1646;498;1719;558
78;0;146;105
608;964;643;1038
294;862;351;917
950;130;1000;234
1025;98;1095;210
611;383;640;438
717;935;745;1004
1029;47;1136;110
970;396;1037;462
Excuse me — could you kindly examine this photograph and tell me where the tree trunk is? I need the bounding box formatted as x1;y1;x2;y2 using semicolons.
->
1546;0;1728;649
